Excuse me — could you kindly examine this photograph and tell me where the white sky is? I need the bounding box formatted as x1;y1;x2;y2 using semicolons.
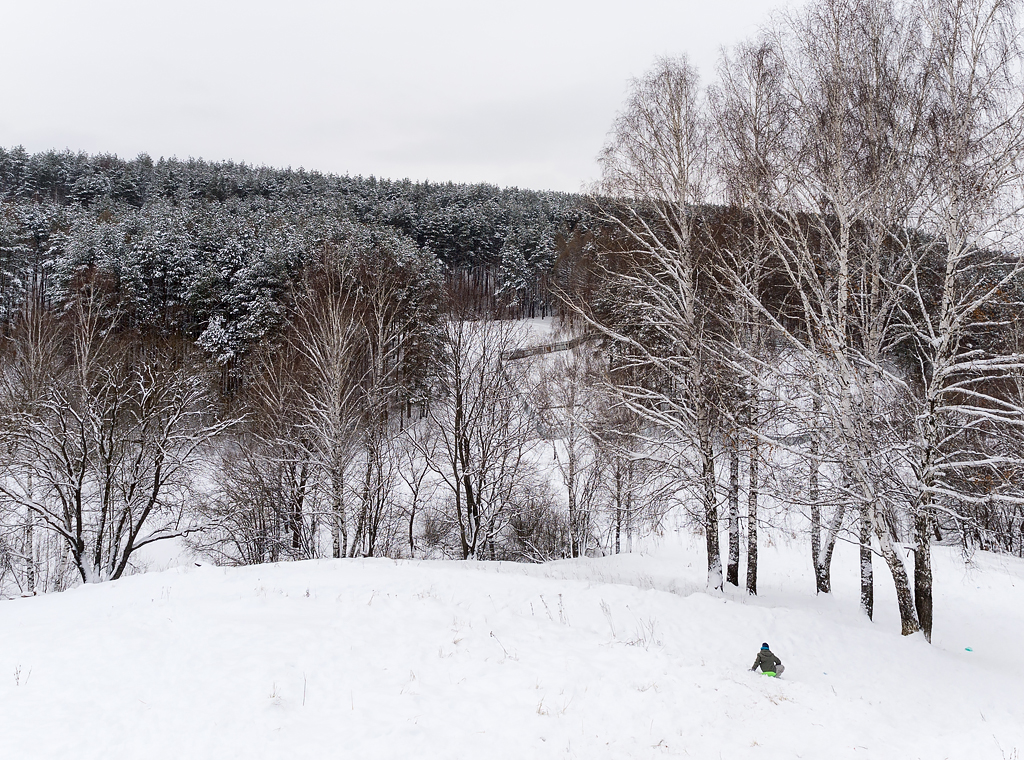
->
0;0;787;192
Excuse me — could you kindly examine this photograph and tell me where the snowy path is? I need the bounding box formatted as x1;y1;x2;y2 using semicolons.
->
1;539;1021;759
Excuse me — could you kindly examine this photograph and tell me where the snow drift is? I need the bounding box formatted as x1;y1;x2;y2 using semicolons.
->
0;535;1021;759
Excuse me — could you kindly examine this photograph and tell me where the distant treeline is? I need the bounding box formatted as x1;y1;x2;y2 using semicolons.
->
0;146;587;360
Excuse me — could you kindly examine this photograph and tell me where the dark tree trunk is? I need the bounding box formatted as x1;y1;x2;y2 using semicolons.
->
727;429;740;587
915;509;933;643
700;424;722;591
746;434;758;595
331;462;345;560
860;500;874;620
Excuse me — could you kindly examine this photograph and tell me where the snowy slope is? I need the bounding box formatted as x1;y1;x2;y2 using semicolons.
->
1;535;1021;759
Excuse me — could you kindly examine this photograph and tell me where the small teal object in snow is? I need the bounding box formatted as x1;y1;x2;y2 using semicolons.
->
965;647;973;652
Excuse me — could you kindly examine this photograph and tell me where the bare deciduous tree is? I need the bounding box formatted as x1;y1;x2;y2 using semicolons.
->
198;342;317;565
534;352;604;557
711;36;789;594
590;56;726;590
895;0;1024;642
418;317;537;560
290;227;441;559
0;286;229;583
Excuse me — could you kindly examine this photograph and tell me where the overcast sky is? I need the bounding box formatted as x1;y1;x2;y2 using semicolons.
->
0;0;788;192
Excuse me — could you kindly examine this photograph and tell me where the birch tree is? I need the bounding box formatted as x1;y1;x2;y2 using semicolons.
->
739;0;928;632
711;36;789;593
896;0;1024;641
290;226;441;558
0;298;63;592
590;56;727;590
289;247;364;559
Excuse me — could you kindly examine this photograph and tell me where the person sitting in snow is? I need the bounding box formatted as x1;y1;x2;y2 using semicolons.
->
750;642;784;677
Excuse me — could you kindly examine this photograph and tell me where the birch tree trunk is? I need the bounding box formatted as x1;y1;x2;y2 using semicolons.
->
746;428;759;595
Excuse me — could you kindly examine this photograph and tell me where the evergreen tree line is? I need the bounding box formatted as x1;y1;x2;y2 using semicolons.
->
0;147;584;359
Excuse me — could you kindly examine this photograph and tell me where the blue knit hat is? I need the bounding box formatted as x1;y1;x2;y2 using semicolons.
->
761;643;770;649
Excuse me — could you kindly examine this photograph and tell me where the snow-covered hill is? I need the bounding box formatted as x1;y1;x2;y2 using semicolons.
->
1;534;1021;759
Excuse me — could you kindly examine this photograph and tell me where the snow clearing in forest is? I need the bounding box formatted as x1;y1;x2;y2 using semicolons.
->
1;533;1021;760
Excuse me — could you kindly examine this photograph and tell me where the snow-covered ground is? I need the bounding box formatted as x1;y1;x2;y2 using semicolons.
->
1;532;1021;759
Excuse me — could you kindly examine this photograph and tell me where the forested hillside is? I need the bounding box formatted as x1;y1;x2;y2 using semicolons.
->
0;147;584;357
2;0;1024;658
0;146;603;595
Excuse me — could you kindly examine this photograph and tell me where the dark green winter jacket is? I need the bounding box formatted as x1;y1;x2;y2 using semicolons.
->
752;649;782;673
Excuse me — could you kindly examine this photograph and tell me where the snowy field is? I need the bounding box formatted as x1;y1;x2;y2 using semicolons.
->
1;533;1021;759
